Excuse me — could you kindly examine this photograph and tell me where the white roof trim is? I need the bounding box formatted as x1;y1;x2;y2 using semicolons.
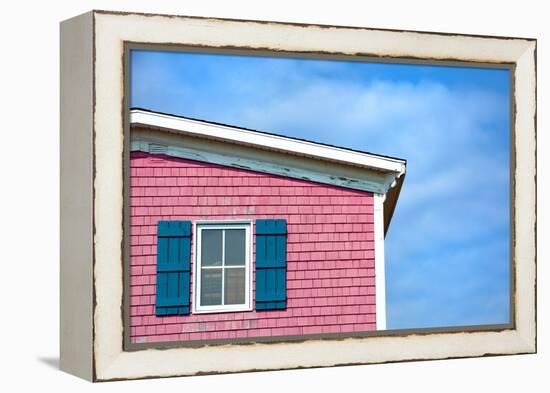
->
130;109;406;176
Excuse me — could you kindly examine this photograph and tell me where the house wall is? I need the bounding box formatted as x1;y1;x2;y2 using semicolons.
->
130;151;377;344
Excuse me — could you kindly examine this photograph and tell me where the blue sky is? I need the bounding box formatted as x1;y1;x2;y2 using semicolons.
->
130;50;511;329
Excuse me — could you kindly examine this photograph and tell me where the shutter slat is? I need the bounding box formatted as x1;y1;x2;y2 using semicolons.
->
256;235;266;265
266;236;276;261
276;235;286;264
157;237;168;269
155;220;192;316
255;219;287;310
256;269;266;301
181;237;191;270
156;272;168;304
168;237;179;264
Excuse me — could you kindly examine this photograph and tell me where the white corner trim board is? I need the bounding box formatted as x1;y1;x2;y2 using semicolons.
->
374;193;387;331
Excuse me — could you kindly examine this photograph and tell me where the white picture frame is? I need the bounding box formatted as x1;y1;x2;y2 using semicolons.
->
60;10;536;381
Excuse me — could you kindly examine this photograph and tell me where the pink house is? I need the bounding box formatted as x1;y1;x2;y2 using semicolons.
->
127;108;406;347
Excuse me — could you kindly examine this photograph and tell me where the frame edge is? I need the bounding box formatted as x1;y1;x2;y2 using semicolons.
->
60;10;95;382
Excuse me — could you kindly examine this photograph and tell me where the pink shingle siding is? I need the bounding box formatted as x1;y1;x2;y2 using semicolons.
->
130;151;377;344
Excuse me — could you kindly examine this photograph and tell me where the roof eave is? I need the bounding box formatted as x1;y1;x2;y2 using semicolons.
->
130;109;406;176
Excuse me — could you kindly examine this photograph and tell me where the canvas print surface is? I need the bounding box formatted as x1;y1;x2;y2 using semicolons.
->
127;50;510;346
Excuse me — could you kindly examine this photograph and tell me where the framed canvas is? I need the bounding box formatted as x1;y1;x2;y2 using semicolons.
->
60;10;536;381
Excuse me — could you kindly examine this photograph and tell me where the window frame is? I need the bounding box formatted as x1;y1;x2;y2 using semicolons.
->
192;220;253;314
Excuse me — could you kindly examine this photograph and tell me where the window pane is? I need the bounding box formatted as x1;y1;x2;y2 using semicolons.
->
200;268;222;306
225;229;246;266
201;229;222;266
224;268;246;305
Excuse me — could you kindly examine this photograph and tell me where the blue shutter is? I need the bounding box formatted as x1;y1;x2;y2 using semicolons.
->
155;221;191;316
255;219;287;310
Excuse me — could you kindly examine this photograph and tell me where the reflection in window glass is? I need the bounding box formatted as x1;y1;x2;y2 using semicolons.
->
200;268;222;306
201;229;222;266
225;229;246;266
224;268;246;305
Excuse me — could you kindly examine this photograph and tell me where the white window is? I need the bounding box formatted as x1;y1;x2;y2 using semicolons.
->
193;221;252;313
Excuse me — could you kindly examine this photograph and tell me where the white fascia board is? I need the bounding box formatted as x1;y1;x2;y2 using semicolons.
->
130;110;406;176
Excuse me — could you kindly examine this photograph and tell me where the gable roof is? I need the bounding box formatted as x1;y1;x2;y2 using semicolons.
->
130;108;406;234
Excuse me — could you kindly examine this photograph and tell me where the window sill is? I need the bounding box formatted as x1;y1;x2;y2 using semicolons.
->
192;305;253;314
